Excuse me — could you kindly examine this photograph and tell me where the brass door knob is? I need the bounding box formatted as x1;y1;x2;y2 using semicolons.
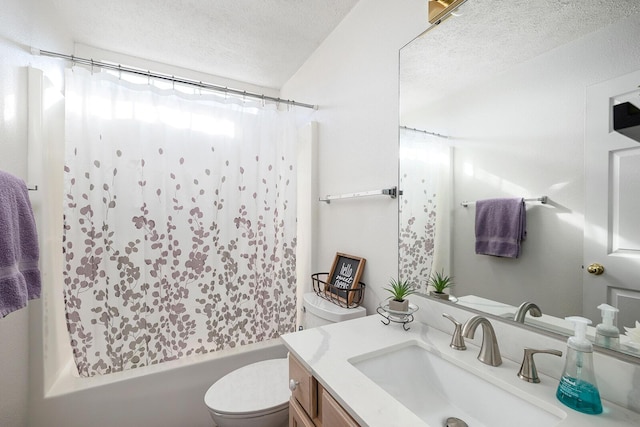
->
587;263;605;275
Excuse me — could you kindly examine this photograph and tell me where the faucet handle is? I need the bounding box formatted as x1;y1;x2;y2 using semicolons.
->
517;348;562;383
442;313;466;350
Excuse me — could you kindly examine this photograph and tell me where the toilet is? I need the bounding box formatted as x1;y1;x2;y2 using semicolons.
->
204;292;366;427
300;291;367;328
204;358;290;427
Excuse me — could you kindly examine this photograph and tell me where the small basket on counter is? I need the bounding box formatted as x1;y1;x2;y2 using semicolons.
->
311;272;366;309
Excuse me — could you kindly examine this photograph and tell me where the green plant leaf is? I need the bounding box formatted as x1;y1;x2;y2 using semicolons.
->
428;269;453;292
385;278;416;300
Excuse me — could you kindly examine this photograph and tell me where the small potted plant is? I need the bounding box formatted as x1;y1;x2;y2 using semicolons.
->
428;269;453;300
384;278;416;312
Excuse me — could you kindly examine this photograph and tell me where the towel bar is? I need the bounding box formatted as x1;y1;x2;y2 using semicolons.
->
319;186;400;204
460;196;547;207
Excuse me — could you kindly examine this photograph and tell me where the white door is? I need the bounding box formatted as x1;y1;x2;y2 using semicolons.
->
584;69;640;331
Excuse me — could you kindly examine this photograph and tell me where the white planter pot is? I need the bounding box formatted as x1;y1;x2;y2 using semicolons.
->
388;299;409;312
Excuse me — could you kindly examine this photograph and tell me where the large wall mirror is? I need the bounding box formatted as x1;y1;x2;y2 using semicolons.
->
399;0;640;361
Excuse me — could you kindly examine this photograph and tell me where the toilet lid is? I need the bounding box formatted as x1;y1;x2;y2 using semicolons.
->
303;292;366;322
204;358;290;416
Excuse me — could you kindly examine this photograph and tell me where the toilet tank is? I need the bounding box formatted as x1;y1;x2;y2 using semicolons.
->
300;292;366;329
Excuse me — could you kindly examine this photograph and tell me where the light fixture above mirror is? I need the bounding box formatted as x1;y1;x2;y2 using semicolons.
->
428;0;466;24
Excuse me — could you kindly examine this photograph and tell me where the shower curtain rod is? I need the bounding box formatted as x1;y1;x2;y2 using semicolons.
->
32;48;317;110
400;125;449;139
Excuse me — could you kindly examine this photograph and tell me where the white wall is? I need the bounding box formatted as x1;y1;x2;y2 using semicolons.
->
0;1;71;426
2;1;430;425
402;15;640;319
281;0;427;313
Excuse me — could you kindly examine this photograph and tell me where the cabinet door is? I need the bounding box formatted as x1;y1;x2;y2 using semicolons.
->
290;397;316;427
321;386;360;427
289;354;318;418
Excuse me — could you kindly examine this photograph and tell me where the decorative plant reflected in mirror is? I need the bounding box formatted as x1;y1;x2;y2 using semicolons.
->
398;0;640;361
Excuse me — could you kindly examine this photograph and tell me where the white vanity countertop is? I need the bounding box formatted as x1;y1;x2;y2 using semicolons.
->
281;315;640;427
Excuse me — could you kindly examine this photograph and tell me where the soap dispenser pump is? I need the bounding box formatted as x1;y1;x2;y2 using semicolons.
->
556;316;602;415
595;303;620;349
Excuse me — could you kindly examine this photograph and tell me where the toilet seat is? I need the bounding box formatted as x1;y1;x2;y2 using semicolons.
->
208;403;288;419
204;358;289;417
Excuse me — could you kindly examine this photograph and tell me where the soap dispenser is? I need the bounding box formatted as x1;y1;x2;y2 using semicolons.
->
556;316;603;415
595;303;620;349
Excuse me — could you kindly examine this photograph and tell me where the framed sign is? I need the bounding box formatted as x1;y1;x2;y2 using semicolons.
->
326;253;366;305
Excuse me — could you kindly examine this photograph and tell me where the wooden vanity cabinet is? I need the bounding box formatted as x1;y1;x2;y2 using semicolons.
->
289;353;320;425
288;354;360;427
289;396;316;427
319;386;360;427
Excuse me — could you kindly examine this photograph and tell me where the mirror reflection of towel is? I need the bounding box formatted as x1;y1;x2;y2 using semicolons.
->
475;198;526;259
0;170;41;318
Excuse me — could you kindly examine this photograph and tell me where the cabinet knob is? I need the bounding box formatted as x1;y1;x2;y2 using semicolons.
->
289;379;299;391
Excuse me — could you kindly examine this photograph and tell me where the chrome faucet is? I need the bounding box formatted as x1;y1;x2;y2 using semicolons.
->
462;316;502;366
513;301;542;323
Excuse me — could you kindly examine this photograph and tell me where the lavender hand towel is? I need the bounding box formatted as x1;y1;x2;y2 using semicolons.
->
475;198;526;258
0;170;41;318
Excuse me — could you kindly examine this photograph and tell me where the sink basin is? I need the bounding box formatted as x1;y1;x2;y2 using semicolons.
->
349;341;564;427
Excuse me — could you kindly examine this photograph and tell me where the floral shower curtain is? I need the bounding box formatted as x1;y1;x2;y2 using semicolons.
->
63;67;299;377
398;127;449;292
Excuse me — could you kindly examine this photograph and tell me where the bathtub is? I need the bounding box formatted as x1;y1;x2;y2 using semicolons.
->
29;333;287;427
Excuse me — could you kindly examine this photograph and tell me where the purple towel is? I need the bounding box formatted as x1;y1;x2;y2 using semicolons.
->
475;198;526;258
0;170;41;318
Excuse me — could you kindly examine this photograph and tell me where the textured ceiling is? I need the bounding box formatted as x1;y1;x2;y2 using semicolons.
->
50;0;359;90
401;0;640;115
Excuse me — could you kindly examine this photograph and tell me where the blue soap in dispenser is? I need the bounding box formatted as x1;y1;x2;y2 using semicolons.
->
556;316;602;414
